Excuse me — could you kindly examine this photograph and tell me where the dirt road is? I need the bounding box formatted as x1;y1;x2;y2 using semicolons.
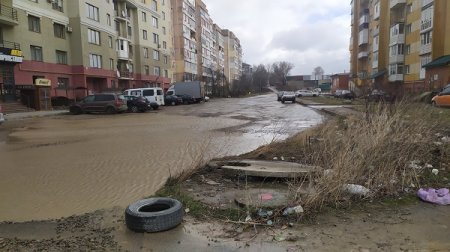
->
0;94;323;222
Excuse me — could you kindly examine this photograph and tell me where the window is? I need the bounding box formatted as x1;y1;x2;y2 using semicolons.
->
405;65;410;74
28;15;40;33
152;16;158;28
143;89;154;96
153;33;159;44
142;12;147;22
154;66;160;76
406;24;412;34
30;45;43;61
143;30;148;40
86;3;99;21
421;31;432;45
151;0;157;11
164;69;168;78
54;23;65;39
162;26;166;35
163;55;168;64
128;26;132;36
108;36;113;48
56;50;67;64
89;54;102;68
153;50;160;60
109;58;114;70
406;4;412;14
88;29;101;45
405;44;411;55
144;65;150;75
162;11;166;20
107;14;111;26
52;0;63;12
57;78;69;89
144;48;149;58
163;41;167;49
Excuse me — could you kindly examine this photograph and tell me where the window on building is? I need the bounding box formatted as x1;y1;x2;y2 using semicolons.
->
153;50;160;60
128;26;132;36
405;44;411;55
53;23;65;39
162;11;165;20
88;28;101;45
406;4;412;14
154;66;160;76
163;41;167;49
151;0;157;11
162;26;166;35
405;65;410;74
163;55;168;64
86;3;99;21
28;15;40;33
164;69;168;77
143;30;148;40
144;65;150;75
405;23;412;34
144;47;149;58
56;50;67;64
52;0;63;12
89;54;102;68
421;31;432;45
142;11;147;22
108;36;113;48
110;58;114;70
107;14;111;26
152;16;158;28
57;77;69;89
30;45;43;61
153;33;159;44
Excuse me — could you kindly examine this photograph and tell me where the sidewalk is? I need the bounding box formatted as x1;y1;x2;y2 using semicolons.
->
4;110;69;121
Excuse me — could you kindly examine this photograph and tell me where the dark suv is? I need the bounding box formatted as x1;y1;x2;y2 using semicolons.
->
69;93;128;114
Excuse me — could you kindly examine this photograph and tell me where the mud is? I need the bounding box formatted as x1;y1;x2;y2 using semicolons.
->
0;94;323;222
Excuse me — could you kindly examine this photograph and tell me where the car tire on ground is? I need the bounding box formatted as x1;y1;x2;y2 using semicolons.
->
431;101;437;107
125;197;183;233
106;106;116;114
281;100;285;104
131;106;139;113
171;101;176;106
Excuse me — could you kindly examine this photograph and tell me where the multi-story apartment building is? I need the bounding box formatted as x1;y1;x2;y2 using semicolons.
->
0;0;171;110
350;0;450;95
222;29;242;85
195;0;213;84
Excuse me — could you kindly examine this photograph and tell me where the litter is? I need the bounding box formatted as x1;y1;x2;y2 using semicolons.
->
417;188;450;206
343;184;370;196
283;205;304;215
260;193;273;201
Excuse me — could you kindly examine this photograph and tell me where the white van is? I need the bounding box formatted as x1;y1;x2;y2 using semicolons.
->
123;88;165;106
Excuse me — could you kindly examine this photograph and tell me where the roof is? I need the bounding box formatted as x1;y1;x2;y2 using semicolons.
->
368;70;386;79
423;55;450;69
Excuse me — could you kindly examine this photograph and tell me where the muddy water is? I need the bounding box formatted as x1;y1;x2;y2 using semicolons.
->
0;94;323;221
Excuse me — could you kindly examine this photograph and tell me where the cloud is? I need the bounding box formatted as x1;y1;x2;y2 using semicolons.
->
202;0;351;75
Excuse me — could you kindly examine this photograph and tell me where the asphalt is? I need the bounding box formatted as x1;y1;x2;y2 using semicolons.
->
3;110;69;121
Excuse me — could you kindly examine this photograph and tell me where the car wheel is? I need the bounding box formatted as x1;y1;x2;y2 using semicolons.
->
106;107;116;114
131;106;139;113
70;107;82;115
431;101;437;107
171;101;176;106
281;100;285;104
125;197;183;233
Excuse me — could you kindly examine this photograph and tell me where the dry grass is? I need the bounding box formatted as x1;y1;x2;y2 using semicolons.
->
298;101;448;213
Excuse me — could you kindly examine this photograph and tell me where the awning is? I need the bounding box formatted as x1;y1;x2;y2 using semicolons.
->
423;55;450;69
368;70;386;79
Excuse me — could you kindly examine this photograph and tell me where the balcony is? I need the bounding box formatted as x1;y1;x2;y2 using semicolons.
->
389;74;403;82
117;50;130;60
358;51;369;59
390;0;406;9
0;40;20;50
359;14;369;26
372;27;379;37
422;0;433;7
389;24;405;45
420;43;432;55
358;29;369;46
119;70;133;79
389;54;405;64
0;4;19;26
372;59;378;69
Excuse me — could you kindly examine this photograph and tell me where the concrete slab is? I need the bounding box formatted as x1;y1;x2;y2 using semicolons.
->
220;159;322;178
234;188;290;208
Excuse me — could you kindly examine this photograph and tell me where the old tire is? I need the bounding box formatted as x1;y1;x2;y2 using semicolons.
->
131;106;138;113
125;198;183;233
171;101;176;106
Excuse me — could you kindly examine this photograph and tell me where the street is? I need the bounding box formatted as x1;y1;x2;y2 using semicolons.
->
0;94;323;222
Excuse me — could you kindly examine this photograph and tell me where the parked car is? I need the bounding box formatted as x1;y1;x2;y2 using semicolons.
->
295;90;316;97
340;90;355;100
164;95;183;106
334;89;344;98
0;105;5;125
367;89;392;102
69;93;128;115
123;87;165;106
431;85;450;107
123;95;151;112
176;94;196;104
281;91;296;103
277;91;284;101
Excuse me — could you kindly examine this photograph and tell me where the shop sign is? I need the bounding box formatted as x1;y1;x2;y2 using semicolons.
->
0;54;23;63
35;78;52;87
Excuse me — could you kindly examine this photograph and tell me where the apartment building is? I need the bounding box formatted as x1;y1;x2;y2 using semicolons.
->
350;0;450;95
222;29;242;85
0;0;171;110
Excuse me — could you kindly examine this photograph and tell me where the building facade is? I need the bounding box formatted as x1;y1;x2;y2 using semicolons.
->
0;0;172;109
350;0;450;95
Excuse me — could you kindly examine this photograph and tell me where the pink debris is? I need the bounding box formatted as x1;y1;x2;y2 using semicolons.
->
260;193;273;202
417;188;450;206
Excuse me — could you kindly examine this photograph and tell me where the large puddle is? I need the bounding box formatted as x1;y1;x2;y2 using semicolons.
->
0;94;323;221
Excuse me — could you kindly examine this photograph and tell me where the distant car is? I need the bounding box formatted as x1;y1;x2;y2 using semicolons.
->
367;89;392;102
164;95;183;106
296;90;316;97
0;105;5;125
277;91;284;101
69;93;128;114
334;89;344;98
281;91;296;103
431;85;450;107
123;95;151;112
340;90;355;100
176;94;196;104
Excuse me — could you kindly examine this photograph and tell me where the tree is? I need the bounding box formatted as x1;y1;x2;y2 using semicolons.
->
252;64;269;93
313;66;324;80
272;61;294;86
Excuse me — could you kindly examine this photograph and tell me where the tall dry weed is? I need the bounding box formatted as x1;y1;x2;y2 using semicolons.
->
301;101;440;212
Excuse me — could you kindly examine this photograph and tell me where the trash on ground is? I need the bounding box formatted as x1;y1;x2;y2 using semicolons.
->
260;193;273;202
343;184;370;196
205;180;220;185
273;234;286;242
267;220;273;225
185;208;190;213
417;188;450;206
283;205;304;215
432;169;439;176
245;215;252;222
257;209;273;218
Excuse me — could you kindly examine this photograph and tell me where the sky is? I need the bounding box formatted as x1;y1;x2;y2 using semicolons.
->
202;0;351;76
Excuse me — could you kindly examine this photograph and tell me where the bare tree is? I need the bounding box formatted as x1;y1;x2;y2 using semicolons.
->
252;64;269;93
272;61;294;85
313;66;324;80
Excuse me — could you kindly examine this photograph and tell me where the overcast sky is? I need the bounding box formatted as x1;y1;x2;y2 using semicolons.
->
203;0;351;76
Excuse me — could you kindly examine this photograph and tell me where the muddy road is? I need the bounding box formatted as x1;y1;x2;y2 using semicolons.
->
0;94;323;222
